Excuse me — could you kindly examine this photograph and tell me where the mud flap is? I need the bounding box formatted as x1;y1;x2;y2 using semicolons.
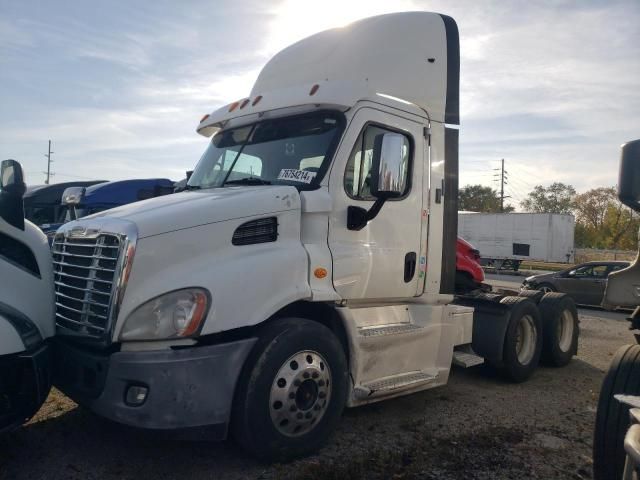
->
453;297;511;365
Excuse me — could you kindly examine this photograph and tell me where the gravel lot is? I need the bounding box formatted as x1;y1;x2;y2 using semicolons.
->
0;295;633;480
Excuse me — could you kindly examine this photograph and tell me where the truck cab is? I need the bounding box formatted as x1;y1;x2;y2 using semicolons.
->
51;12;578;460
0;160;55;431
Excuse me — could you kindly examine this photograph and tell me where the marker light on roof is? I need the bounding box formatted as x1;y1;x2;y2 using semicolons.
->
309;84;319;96
240;99;250;109
228;101;240;112
200;114;210;123
252;95;263;106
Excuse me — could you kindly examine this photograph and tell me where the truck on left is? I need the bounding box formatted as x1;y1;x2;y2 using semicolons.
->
0;160;55;431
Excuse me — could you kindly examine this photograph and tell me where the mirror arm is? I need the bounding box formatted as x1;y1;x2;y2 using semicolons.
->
347;198;387;231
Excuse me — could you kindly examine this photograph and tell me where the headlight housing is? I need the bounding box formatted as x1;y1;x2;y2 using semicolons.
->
120;288;209;341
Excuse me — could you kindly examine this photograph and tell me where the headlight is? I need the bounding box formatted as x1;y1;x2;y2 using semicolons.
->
120;288;209;341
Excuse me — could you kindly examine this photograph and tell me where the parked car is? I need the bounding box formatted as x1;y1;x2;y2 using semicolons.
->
521;261;630;306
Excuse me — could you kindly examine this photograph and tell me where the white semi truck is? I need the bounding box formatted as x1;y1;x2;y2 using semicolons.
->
49;12;579;460
0;160;54;431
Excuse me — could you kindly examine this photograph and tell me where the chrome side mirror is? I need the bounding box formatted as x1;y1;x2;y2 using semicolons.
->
371;133;408;199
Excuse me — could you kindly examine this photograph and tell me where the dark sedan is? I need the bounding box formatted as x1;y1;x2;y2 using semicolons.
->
521;261;630;306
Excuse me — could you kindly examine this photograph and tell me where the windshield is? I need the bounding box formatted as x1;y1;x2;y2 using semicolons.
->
187;111;344;190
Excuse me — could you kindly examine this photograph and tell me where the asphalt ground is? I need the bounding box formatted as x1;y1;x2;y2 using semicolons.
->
0;281;632;480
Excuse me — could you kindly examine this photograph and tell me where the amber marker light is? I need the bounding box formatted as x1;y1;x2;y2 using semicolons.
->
314;267;328;279
199;114;210;123
228;101;240;112
309;84;319;96
252;95;263;106
240;98;250;109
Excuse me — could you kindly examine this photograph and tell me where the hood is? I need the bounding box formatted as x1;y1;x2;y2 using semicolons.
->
80;185;301;238
525;271;558;282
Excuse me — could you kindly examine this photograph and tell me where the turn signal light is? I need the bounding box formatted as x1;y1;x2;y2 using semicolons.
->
199;114;209;123
228;101;240;112
314;267;328;279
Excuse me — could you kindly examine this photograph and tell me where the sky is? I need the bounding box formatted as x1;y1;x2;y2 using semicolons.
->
1;0;639;208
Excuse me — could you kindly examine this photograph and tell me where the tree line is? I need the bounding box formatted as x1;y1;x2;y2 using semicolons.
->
459;182;639;250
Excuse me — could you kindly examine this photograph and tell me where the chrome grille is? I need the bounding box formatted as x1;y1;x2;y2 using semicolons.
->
52;233;123;338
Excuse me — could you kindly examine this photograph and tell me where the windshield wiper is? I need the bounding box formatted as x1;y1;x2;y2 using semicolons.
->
224;178;272;186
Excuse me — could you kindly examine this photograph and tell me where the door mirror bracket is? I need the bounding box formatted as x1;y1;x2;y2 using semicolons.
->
347;199;386;231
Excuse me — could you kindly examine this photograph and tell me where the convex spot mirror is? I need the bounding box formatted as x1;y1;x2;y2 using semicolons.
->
619;139;640;212
0;159;26;230
371;133;408;199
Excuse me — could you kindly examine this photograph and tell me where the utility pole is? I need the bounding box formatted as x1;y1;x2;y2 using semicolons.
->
493;158;510;212
44;140;54;184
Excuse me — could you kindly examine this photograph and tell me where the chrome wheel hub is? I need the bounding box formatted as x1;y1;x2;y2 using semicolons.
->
269;350;331;437
515;314;537;365
557;309;574;352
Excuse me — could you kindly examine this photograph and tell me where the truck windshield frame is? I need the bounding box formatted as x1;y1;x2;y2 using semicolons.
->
187;110;346;191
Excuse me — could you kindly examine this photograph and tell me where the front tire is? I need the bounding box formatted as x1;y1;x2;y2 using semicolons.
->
594;345;640;480
231;318;349;461
498;296;543;382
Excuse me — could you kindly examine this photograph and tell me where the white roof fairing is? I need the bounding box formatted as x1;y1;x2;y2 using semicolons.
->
197;12;459;136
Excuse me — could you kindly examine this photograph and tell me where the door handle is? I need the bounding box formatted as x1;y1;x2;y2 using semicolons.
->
404;252;417;283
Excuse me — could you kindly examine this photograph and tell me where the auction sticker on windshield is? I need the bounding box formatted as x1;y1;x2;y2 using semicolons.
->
277;169;317;184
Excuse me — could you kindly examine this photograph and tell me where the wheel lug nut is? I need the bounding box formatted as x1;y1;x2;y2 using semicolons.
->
303;372;310;379
314;404;321;411
305;412;312;419
289;392;295;399
318;380;325;387
319;392;326;399
312;372;319;379
290;405;297;412
294;380;301;387
297;412;303;419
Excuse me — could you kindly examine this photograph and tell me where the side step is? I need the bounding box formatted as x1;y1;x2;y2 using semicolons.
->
452;348;484;368
357;323;422;338
354;371;437;399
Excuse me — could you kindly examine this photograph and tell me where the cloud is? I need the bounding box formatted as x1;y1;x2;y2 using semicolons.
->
0;0;638;197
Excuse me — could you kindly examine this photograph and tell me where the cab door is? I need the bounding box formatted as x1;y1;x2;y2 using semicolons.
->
327;108;424;300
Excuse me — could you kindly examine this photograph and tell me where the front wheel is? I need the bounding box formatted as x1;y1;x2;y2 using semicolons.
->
231;318;349;461
536;283;556;294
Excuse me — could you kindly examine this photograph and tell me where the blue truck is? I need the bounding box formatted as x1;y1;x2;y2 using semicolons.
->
40;178;175;241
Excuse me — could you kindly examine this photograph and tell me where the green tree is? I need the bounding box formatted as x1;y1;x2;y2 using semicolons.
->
459;184;514;213
574;187;639;249
521;182;576;214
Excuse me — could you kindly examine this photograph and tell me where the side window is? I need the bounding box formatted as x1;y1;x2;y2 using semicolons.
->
572;266;593;277
592;265;609;278
344;125;411;200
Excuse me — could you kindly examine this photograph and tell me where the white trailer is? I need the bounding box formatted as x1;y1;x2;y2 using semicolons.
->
458;212;575;270
47;12;580;461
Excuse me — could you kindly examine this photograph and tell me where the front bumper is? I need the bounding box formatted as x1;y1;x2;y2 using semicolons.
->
53;338;256;438
0;343;52;433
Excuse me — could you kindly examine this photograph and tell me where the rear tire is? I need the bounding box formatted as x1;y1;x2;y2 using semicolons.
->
498;296;543;382
594;344;640;480
231;317;349;461
539;292;579;367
